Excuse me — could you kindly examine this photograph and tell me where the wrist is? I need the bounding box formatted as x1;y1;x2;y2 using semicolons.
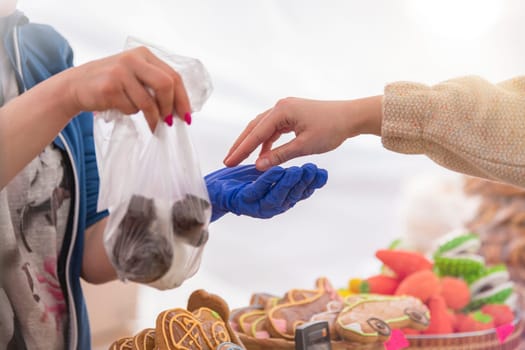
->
51;68;84;121
348;95;383;137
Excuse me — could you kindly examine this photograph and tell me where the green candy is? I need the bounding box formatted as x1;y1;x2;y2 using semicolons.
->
464;288;514;312
464;264;514;311
434;255;485;278
433;232;481;260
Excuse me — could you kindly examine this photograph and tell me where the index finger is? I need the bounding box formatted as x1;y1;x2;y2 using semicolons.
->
224;109;278;166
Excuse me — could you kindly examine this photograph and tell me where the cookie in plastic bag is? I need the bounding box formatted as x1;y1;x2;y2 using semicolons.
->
95;37;213;290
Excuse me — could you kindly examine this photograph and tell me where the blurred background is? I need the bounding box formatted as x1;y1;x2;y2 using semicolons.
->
17;0;525;347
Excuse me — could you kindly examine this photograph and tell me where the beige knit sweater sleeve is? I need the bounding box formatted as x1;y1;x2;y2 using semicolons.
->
382;75;525;188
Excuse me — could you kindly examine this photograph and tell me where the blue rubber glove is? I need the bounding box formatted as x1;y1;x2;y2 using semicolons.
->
205;163;328;222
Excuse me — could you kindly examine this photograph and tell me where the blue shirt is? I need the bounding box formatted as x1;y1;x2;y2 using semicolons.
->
2;11;108;349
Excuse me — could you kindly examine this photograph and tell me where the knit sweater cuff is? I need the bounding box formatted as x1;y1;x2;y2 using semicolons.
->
381;81;432;155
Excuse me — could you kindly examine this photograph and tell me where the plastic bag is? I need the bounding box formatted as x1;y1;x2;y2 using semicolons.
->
94;37;213;290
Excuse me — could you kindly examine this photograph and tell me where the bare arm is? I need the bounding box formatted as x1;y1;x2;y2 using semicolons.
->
81;217;117;284
224;75;525;188
0;47;191;189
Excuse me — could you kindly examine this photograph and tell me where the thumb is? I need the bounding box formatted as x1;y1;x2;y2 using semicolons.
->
256;139;304;171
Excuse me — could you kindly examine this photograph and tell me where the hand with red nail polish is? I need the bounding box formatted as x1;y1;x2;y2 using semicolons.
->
184;112;192;125
164;114;173;126
63;46;192;131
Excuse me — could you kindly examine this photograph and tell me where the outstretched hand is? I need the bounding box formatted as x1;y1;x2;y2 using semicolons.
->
223;96;383;170
205;163;328;222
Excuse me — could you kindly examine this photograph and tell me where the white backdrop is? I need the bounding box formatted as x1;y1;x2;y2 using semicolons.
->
17;0;525;331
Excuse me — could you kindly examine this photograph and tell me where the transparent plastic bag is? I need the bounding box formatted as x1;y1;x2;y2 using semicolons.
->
94;37;213;290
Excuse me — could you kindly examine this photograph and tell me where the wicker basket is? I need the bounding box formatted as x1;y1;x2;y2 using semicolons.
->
238;334;385;350
405;317;524;350
238;317;524;350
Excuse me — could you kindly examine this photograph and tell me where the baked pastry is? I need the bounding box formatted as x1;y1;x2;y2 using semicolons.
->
155;307;230;349
266;277;341;340
109;337;134;350
132;328;156;350
335;295;430;343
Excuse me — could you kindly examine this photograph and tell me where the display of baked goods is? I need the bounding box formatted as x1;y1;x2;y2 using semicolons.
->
230;277;435;350
337;233;524;349
108;290;244;350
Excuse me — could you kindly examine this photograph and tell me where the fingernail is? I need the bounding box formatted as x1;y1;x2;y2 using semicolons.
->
164;114;173;126
184;112;192;125
256;158;270;170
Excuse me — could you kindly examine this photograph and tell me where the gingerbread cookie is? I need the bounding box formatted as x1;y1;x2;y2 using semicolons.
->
155;307;230;350
186;289;245;347
109;336;134;350
249;293;279;309
266;277;341;340
132;328;156;350
248;314;270;339
335;295;430;343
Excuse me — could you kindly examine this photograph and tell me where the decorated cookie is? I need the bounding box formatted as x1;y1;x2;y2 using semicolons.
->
309;310;340;341
154;290;246;350
308;299;346;341
229;305;263;333
132;328;156;350
335;295;430;343
186;289;245;347
249;293;279;308
265;277;341;340
109;337;134;350
248;315;270;339
237;309;266;336
155;307;230;350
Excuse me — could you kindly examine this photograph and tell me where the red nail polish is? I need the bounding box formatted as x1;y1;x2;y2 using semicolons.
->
164;114;173;126
184;112;192;125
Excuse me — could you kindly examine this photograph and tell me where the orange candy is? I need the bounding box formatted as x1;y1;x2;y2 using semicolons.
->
360;275;400;295
395;270;441;304
481;304;515;327
456;311;495;333
375;250;433;279
422;295;453;334
440;277;471;311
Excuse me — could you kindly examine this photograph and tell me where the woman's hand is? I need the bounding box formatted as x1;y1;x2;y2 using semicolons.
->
223;96;383;171
63;46;191;129
0;46;192;188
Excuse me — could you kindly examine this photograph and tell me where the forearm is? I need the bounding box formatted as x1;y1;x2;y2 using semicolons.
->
82;217;118;284
381;76;525;187
0;69;79;189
